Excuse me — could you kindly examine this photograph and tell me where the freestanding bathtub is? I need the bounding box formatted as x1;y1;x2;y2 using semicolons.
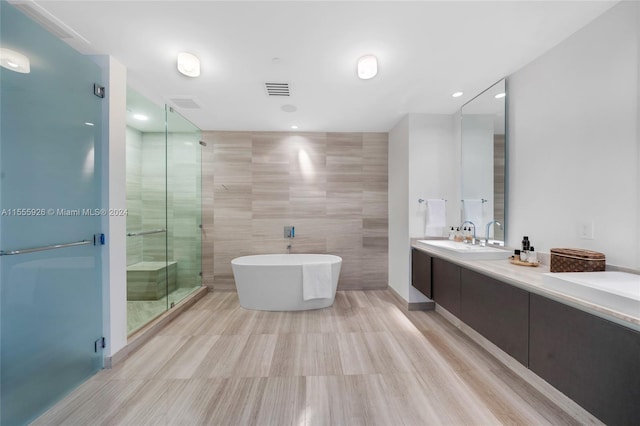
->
231;254;342;311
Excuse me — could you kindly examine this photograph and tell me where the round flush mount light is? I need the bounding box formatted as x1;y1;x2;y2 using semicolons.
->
290;125;298;130
177;52;200;77
452;91;464;98
281;104;297;113
357;55;378;80
0;48;30;73
495;92;506;99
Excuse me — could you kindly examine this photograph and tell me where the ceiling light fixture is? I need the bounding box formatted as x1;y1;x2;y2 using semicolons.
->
84;122;95;126
177;52;200;77
452;91;463;98
291;125;298;130
133;113;148;121
357;55;378;80
0;48;30;74
495;92;506;99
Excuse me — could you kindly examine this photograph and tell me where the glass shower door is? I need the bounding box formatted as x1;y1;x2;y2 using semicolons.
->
125;88;168;335
166;106;202;306
1;3;104;425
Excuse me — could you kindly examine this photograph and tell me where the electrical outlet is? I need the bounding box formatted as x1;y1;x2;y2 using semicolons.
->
578;221;595;240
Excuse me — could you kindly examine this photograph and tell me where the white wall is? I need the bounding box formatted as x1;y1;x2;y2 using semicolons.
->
388;116;410;300
508;1;639;268
94;55;128;358
409;114;459;238
389;114;457;303
637;3;640;269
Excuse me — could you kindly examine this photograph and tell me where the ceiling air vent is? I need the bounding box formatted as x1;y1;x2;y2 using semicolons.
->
265;82;290;97
169;98;201;109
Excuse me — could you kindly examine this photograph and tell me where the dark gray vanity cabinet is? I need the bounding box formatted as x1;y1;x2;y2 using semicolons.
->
460;269;529;366
432;257;461;317
411;249;432;298
529;294;640;426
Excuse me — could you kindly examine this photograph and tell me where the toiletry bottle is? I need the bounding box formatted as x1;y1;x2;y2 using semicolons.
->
528;247;537;264
514;249;520;260
448;227;455;240
520;246;528;262
455;227;462;242
520;236;529;261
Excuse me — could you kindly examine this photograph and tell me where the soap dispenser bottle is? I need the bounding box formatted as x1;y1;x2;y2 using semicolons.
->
448;227;455;240
454;227;463;242
520;236;530;261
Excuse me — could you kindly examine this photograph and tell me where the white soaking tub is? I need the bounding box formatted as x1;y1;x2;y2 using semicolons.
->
231;254;342;311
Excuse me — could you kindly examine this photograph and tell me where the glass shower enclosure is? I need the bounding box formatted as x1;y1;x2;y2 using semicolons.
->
125;89;202;335
1;2;104;424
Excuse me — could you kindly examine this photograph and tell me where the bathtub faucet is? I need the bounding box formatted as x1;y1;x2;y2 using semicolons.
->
284;226;295;238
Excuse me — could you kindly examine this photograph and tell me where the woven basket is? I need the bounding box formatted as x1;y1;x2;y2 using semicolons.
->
550;248;605;272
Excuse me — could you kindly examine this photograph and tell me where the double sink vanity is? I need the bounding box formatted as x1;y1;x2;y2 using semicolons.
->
411;239;640;426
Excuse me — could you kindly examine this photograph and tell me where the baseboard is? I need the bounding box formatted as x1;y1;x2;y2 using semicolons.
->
434;304;601;425
387;286;435;312
407;301;435;311
104;286;208;368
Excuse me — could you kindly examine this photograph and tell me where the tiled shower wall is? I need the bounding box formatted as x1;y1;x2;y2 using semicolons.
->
125;128;201;288
201;131;388;291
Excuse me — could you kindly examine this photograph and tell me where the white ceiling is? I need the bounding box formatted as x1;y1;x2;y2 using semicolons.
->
29;0;617;132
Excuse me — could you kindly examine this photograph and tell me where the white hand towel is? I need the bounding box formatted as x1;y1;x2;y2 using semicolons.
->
463;199;483;228
302;263;333;300
425;199;446;237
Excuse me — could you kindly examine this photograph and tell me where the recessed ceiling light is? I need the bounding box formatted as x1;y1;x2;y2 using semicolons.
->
0;48;30;73
495;92;506;99
177;52;200;77
281;104;297;113
357;55;378;80
291;125;298;130
452;91;463;98
133;113;148;121
84;122;95;126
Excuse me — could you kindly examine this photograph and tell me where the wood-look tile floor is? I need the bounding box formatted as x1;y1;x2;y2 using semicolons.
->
34;290;583;426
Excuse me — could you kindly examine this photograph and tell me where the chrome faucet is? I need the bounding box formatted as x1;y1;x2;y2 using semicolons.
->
484;220;502;245
460;221;477;244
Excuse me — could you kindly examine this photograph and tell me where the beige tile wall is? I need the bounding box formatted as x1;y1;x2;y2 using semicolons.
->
201;131;388;291
126;127;143;266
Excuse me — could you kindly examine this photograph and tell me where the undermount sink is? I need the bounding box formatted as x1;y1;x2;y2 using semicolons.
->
417;239;511;260
542;271;640;317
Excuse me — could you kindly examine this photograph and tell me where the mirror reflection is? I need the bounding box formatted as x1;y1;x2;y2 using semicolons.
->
461;79;506;245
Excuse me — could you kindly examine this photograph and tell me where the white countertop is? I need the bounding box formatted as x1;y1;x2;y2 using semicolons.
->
412;239;640;333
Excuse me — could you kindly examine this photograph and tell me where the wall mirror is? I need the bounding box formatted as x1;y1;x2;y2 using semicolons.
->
461;79;506;244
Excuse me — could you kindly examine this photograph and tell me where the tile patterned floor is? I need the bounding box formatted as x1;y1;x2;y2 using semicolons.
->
127;287;199;334
35;290;592;425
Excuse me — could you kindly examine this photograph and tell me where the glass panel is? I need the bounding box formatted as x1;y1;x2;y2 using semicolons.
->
1;3;103;424
125;89;168;335
166;107;202;306
460;79;507;244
